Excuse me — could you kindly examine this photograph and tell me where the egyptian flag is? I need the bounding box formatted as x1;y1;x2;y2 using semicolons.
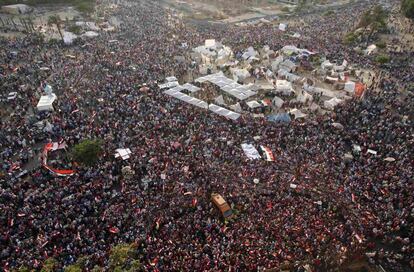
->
261;99;272;107
192;198;198;207
260;146;275;162
109;227;120;234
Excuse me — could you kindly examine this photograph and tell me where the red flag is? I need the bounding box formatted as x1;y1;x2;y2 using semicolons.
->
109;227;119;234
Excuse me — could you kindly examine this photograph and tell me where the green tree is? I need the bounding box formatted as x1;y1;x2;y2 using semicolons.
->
344;32;359;45
64;265;82;272
11;266;32;272
375;54;390;64
91;266;104;272
109;243;142;271
41;258;58;272
72;139;103;166
47;15;64;43
402;0;414;19
357;5;388;43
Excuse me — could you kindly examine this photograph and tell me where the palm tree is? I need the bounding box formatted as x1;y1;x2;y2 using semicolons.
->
47;15;64;43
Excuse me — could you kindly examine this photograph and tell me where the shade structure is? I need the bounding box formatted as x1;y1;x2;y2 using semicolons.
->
37;94;57;111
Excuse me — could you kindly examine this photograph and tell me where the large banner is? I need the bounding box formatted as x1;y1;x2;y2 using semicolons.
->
42;142;75;176
260;146;275;162
241;144;261;160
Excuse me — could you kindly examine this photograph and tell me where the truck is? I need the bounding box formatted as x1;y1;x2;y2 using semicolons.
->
211;193;233;218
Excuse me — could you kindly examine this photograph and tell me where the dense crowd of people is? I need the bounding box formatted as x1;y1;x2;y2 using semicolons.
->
0;0;413;271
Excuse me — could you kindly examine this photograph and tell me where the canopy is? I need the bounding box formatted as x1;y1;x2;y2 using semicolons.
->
344;81;356;93
164;88;208;109
8;92;17;101
295;91;313;103
82;31;99;38
214;95;225;105
205;39;216;48
275;80;294;95
232;68;251;82
271;56;284;71
364;44;377;55
246;101;262;109
166;76;178;82
242;47;258;61
267;113;291;123
158;81;179;89
289;108;307;119
278;69;301;82
324;97;343;110
37;94;56;111
115;148;132;160
272;96;284;108
63;32;78;45
196;72;256;100
321;60;334;70
229;103;242;113
209;104;240;120
280;59;296;72
281;45;299;55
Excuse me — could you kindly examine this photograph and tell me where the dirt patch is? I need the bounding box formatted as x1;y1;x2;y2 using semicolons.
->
161;0;289;23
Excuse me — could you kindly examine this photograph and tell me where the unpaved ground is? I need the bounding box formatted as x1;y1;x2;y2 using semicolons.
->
161;0;290;22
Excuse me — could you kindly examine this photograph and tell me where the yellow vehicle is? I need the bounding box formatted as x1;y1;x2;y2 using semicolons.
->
211;193;233;218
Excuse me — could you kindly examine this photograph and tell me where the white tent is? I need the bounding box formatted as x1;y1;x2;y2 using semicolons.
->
271;56;284;71
295;90;313;103
196;72;256;100
272;96;284;108
344;81;356;93
166;76;178;82
37;94;57;111
63;32;78;45
209;104;240;120
321;60;334;70
246;101;262;109
281;45;299;55
231;68;251;82
242;47;258;61
334;60;348;72
82;31;99;38
275;80;294;95
205;39;216;48
324;97;343;110
364;44;377;55
216;46;233;66
164;88;208;109
115;148;132;160
279;23;287;31
159;81;179;89
214;95;225;105
280;59;296;72
182;83;201;93
8;92;17;101
278;69;301;82
230;103;242;113
289;108;307;119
